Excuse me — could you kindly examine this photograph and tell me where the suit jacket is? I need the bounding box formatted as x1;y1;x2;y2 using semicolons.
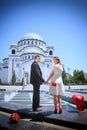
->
30;61;44;85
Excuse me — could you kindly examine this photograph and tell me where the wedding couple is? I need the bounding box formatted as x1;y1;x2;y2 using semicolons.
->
30;55;65;114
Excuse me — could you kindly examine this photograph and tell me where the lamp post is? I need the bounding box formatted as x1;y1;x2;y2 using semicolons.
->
68;67;70;89
22;67;25;90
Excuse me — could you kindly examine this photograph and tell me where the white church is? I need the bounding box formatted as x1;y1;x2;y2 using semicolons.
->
0;32;54;84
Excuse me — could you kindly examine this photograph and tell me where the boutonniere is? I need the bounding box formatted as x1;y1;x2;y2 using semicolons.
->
52;82;57;87
9;112;20;123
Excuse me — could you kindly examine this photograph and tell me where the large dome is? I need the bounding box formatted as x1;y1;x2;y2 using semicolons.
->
20;32;44;41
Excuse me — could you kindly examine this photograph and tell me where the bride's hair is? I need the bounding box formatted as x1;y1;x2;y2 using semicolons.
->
53;56;61;64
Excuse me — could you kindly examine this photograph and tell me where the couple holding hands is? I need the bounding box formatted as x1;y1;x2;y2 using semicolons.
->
30;55;65;114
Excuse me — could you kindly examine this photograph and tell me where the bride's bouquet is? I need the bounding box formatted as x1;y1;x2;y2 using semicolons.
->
52;82;57;87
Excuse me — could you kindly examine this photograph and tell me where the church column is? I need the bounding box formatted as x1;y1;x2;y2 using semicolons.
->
8;57;14;84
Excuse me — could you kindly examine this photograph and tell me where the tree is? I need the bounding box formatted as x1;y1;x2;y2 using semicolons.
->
85;78;87;84
12;71;16;85
73;70;85;85
62;68;68;85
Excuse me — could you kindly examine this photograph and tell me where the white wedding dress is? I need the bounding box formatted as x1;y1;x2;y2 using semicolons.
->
49;64;65;95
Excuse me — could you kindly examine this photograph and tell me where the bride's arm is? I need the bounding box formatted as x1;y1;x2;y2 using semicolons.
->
46;71;54;83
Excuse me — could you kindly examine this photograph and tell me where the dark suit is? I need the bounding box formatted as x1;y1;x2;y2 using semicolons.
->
30;61;44;111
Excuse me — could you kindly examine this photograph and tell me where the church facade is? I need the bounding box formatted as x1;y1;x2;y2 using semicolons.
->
0;33;54;84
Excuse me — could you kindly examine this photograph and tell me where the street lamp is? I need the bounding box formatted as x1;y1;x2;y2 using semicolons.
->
68;67;70;89
22;67;25;90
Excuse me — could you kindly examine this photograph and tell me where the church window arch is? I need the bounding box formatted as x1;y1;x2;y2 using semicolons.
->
28;55;30;59
28;41;29;44
32;41;33;44
12;49;15;54
32;55;34;59
35;41;37;45
49;50;53;55
47;64;50;67
24;41;26;45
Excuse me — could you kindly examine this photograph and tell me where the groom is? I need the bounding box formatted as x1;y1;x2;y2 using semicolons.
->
30;55;45;111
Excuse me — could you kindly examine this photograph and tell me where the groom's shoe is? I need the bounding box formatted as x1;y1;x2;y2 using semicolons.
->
33;109;38;112
37;105;42;108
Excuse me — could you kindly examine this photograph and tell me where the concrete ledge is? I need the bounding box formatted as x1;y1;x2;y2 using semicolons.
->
0;101;87;129
0;111;77;130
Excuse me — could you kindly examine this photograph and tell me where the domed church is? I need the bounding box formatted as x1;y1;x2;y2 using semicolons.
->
0;32;54;84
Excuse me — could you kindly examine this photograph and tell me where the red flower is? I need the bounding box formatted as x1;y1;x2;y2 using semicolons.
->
9;112;20;123
52;82;57;87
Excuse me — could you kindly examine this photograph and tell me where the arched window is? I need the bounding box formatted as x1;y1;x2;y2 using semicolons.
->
32;55;34;59
12;49;15;54
28;41;29;44
47;64;50;67
49;50;53;55
35;41;37;45
32;41;33;44
28;55;30;59
24;41;26;44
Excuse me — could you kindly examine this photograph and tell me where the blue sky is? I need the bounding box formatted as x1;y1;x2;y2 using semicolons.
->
0;0;87;75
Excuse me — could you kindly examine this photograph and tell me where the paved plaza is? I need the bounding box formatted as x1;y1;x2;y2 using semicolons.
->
0;84;87;129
